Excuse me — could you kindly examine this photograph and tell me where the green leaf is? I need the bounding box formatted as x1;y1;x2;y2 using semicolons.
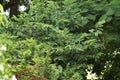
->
106;8;114;16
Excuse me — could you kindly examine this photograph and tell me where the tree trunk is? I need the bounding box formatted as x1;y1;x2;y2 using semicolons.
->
10;0;19;17
0;0;3;4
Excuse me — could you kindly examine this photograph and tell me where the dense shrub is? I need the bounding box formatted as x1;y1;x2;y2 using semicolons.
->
0;0;120;80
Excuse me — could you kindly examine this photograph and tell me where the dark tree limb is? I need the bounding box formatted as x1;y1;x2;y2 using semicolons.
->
0;0;3;4
10;0;20;17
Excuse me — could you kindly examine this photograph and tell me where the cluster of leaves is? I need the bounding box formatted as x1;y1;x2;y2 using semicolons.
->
0;0;120;80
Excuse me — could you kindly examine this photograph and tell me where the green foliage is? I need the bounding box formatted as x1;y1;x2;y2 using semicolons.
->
0;0;120;80
0;4;8;26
